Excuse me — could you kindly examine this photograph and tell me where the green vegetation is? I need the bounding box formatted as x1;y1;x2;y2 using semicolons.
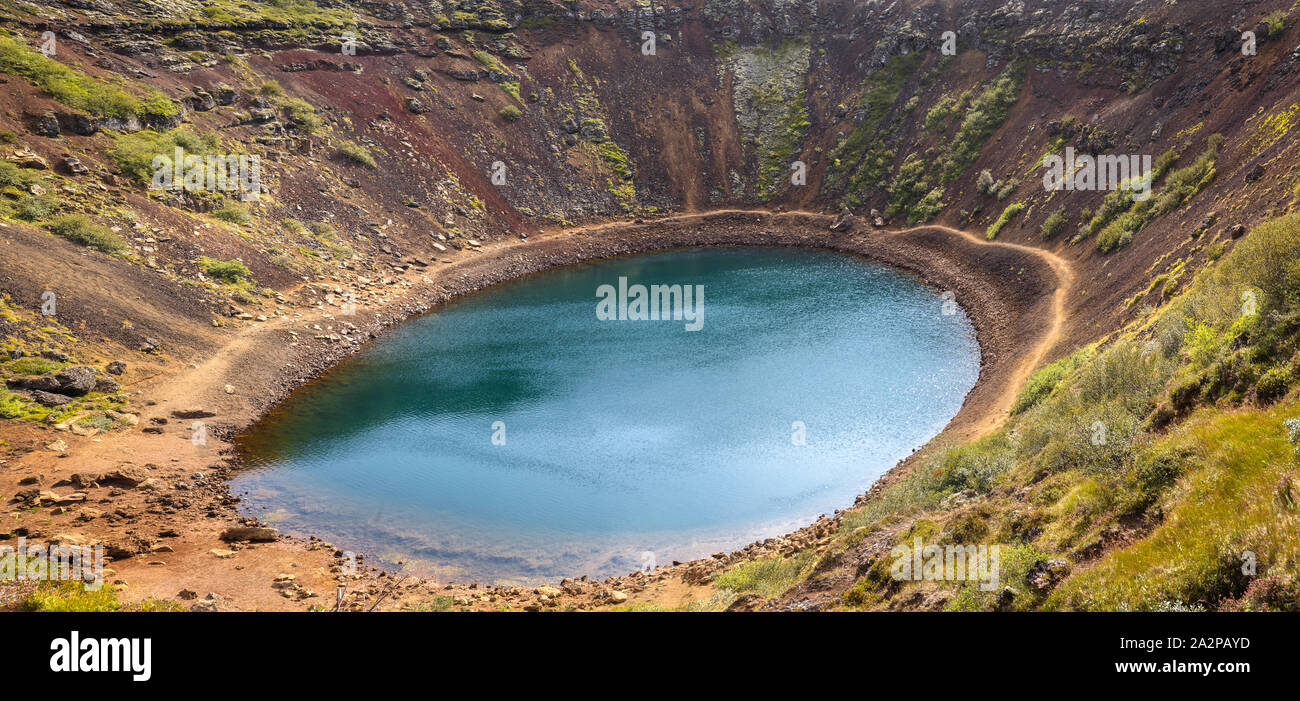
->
825;52;923;208
1040;207;1067;239
15;580;185;612
108;129;221;184
200;256;252;283
0;32;176;120
923;92;966;133
712;550;818;599
940;64;1025;183
336;140;376;168
19;580;121;612
281;97;322;133
827;212;1300;611
46;214;125;253
1262;9;1294;37
986;201;1026;239
1091;136;1222;253
211;201;252;225
499;104;522;123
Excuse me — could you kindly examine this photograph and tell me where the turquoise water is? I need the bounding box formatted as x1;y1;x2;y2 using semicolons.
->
232;247;980;584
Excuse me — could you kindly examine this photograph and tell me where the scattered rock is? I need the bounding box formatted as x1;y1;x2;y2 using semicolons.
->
220;526;280;542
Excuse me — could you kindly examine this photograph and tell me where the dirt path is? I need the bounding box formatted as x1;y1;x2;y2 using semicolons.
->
892;223;1075;436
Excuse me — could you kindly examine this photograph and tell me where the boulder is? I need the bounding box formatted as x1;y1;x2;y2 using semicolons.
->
32;390;71;407
106;361;127;375
103;463;150;487
53;366;97;395
93;376;121;393
220;526;280;542
34;112;60;137
55;112;99;136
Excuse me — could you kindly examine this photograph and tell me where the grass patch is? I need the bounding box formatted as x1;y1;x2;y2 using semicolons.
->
199;256;252;284
986;201;1026;239
211;201;251;225
336;140;376;168
46;214;125;253
0;32;176;120
108;129;221;184
711;550;817;599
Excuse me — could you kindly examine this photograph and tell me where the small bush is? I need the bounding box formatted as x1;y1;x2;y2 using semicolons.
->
282;97;322;133
200;256;252;284
1256;366;1291;403
46;214;125;253
14;194;58;221
211;201;252;225
499;104;522;122
1040;207;1067;238
336;140;376;168
986;202;1026;239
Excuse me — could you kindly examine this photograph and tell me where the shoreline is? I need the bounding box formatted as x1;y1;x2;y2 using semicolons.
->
2;210;1068;610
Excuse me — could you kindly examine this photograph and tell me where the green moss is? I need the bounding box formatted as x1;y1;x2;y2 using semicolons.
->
0;32;176;120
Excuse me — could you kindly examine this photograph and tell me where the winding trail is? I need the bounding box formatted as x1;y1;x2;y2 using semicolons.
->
893;222;1075;436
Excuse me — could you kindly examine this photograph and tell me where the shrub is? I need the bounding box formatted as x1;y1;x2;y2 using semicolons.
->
46;214;125;253
499;104;522;122
336;140;376;168
924;93;959;133
1041;208;1067;238
1263;10;1292;37
15;194;58;221
941;64;1025;182
200;256;252;283
986;202;1026;239
211;201;252;225
0;160;30;188
282;97;322;133
1256;366;1291;403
